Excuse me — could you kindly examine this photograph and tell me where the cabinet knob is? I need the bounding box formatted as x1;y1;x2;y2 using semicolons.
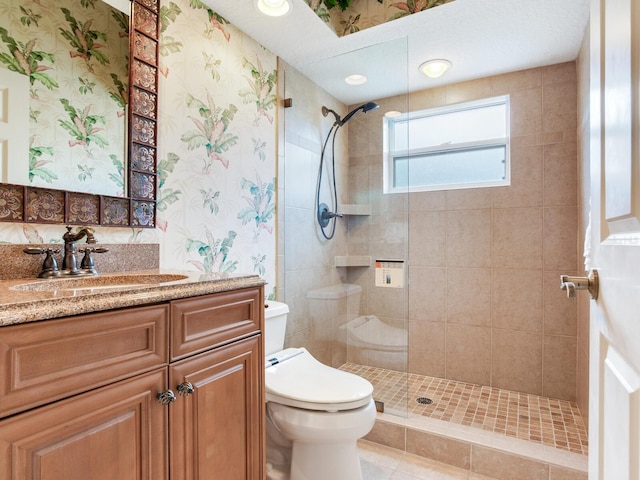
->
157;390;177;405
177;382;194;396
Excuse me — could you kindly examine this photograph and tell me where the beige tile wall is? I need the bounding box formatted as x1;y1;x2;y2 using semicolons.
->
347;62;580;401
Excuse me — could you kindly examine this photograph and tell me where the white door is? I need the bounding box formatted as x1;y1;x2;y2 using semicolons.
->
588;0;640;478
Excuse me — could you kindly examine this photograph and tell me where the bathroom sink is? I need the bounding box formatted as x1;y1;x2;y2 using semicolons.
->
10;273;190;292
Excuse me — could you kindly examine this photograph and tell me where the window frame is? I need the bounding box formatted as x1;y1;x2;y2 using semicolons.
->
383;95;511;194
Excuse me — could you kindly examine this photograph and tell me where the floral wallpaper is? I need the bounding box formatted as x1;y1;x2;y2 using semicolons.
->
0;0;278;299
0;0;129;196
305;0;454;36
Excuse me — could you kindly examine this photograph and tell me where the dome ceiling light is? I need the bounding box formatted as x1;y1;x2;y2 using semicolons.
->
419;59;452;78
344;74;367;85
256;0;292;17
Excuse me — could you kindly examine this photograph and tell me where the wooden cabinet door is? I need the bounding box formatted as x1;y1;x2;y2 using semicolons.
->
0;369;168;480
169;335;264;480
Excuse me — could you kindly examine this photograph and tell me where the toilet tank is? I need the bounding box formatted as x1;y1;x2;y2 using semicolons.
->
264;301;289;356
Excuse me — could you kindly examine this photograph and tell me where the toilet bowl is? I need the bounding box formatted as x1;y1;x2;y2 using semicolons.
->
264;301;376;480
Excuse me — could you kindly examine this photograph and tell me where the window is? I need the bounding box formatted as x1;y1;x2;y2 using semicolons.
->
383;95;510;193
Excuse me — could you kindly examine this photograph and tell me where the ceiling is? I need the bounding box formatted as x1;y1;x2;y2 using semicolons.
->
204;0;590;106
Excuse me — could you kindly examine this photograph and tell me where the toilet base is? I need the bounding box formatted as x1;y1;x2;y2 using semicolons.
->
266;399;376;480
290;442;362;480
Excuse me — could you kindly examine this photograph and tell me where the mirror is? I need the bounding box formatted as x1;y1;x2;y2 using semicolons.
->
0;0;158;228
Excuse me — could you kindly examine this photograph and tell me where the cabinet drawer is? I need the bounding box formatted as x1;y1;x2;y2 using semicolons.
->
0;304;168;419
170;287;263;361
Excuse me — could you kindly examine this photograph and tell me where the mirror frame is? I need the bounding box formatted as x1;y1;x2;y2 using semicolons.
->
0;0;159;228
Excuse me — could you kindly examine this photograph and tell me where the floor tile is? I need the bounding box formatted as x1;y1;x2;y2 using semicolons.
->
344;363;588;455
359;440;499;480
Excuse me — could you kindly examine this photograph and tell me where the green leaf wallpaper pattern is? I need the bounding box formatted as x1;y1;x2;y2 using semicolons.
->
0;0;129;197
181;92;238;171
0;0;277;296
239;56;277;125
154;0;276;286
59;7;109;72
0;27;58;89
238;174;275;240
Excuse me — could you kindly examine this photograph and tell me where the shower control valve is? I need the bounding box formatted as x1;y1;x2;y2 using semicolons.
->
317;203;343;228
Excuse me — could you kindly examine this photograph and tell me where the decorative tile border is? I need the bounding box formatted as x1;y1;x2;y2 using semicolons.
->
26;188;65;224
131;200;156;227
127;0;159;228
0;184;24;222
131;144;156;173
102;197;131;226
67;192;100;225
132;59;157;93
0;185;155;227
131;172;156;200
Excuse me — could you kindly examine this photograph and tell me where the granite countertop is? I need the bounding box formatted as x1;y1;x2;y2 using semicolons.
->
0;270;265;327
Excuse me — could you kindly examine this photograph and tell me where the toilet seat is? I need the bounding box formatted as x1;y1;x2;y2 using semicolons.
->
265;348;373;411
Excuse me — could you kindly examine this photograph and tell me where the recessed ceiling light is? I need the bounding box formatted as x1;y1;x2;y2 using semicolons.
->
255;0;291;17
345;74;367;86
419;59;452;78
384;110;403;118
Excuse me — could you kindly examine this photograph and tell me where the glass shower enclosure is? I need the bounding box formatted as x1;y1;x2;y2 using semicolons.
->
279;36;411;419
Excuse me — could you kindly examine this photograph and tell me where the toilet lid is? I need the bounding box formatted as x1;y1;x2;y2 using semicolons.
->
265;348;373;411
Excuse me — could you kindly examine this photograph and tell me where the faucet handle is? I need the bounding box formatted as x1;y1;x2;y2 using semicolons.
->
23;247;61;278
79;246;109;274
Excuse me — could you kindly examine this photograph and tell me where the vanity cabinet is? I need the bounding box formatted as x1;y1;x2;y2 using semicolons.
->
0;286;264;480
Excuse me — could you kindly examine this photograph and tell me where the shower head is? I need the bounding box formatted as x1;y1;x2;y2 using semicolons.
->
321;102;379;127
339;101;380;126
321;106;341;125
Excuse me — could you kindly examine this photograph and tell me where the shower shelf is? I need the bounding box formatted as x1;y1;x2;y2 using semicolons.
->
334;256;371;267
338;204;371;216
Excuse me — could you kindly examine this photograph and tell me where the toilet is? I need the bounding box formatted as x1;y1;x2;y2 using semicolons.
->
264;301;376;480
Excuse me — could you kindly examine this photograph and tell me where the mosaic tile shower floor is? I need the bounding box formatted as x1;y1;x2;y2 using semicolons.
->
340;363;588;456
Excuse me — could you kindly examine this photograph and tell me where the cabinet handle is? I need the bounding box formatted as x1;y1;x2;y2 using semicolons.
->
177;382;194;396
157;390;177;405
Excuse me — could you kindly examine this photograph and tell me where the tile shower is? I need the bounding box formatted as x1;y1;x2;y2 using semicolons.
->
279;40;588;477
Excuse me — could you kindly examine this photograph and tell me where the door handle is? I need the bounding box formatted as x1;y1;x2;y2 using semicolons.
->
560;269;599;300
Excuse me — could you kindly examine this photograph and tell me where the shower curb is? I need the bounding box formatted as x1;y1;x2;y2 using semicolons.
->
365;413;587;480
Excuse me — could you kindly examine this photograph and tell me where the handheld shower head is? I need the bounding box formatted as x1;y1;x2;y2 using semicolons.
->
321;101;379;127
339;101;380;126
